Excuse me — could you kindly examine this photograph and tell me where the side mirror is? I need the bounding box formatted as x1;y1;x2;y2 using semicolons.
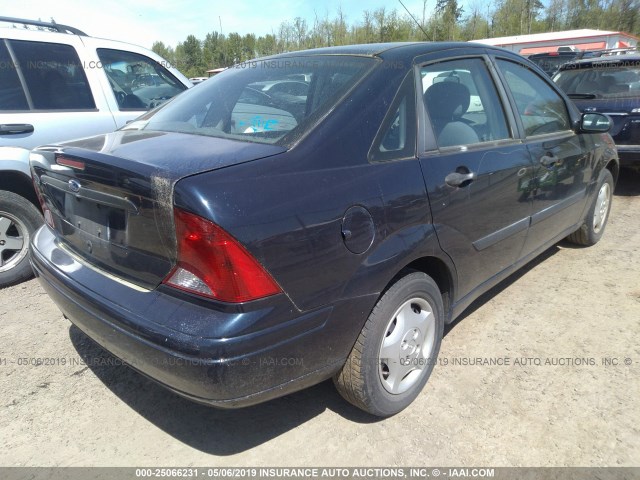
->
580;113;611;133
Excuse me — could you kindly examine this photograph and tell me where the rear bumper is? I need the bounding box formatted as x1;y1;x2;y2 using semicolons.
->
30;226;344;408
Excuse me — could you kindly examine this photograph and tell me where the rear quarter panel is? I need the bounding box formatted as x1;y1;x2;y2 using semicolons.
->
173;62;442;312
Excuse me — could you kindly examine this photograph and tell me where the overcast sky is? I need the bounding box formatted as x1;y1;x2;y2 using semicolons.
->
2;0;431;49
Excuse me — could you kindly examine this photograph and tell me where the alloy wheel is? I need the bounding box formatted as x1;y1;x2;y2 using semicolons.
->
0;212;29;273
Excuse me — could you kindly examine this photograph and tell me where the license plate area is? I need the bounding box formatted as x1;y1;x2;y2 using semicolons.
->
40;175;133;247
63;196;127;245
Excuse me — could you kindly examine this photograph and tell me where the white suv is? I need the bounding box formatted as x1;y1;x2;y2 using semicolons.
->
0;17;191;287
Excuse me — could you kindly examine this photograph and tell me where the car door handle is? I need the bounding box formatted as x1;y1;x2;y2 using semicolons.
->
0;124;34;135
540;154;557;167
445;171;476;187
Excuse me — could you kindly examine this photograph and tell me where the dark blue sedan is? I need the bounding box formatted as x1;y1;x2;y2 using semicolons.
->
30;42;618;416
553;55;640;170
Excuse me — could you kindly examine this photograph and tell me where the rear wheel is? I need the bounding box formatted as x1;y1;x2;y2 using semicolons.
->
334;271;444;417
566;169;614;246
0;191;42;288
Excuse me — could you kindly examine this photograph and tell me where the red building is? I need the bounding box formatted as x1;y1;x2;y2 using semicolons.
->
472;29;638;55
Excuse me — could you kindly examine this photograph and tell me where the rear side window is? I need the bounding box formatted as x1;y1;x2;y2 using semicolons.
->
97;49;187;110
369;72;416;162
9;40;95;110
135;55;377;147
421;58;510;148
0;40;29;110
497;59;571;137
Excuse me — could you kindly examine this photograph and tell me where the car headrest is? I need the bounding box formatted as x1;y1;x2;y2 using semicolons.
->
424;81;471;121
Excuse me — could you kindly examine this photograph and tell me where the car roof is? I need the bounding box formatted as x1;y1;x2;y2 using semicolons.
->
257;42;512;62
276;42;424;56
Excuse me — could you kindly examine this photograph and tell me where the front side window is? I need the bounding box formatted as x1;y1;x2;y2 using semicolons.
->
97;49;187;110
421;58;510;148
131;56;377;147
497;59;571;137
9;40;95;110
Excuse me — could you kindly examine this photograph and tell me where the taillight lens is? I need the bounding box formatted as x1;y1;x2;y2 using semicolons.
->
31;173;54;229
56;155;85;170
163;208;281;303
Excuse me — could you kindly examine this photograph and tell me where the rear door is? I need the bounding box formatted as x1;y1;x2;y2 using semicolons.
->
0;37;116;149
494;58;591;258
418;53;535;300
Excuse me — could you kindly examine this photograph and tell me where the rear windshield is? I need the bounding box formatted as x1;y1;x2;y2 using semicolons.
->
554;60;640;98
529;54;577;75
129;55;377;147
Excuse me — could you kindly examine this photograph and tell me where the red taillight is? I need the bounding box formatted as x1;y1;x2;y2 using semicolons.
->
163;208;281;303
56;155;85;170
31;174;54;228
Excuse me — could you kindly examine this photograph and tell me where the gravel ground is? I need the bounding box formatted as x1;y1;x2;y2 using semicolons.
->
1;170;639;467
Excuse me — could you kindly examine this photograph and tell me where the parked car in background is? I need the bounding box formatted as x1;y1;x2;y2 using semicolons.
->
236;79;311;127
30;42;618;417
528;51;586;77
553;55;640;171
189;77;208;85
251;79;310;96
0;17;191;287
527;48;636;77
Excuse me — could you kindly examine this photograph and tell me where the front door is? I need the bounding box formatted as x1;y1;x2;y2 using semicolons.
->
494;58;591;257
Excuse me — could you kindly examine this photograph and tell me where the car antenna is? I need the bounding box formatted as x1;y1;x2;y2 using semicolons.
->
398;0;430;40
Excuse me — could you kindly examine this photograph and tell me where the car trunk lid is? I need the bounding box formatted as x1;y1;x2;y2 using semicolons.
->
30;130;285;289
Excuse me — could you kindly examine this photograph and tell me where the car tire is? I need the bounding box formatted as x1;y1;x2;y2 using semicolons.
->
0;191;42;288
334;271;444;417
566;168;614;246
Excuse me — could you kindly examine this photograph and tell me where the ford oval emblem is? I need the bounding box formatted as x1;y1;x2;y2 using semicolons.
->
68;179;81;193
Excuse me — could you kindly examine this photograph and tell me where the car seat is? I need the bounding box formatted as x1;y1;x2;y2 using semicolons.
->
424;81;479;147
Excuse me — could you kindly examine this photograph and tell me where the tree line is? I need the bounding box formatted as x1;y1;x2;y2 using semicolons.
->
152;0;640;78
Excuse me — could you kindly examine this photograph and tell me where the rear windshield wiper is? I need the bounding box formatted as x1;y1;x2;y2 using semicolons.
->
567;93;597;99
